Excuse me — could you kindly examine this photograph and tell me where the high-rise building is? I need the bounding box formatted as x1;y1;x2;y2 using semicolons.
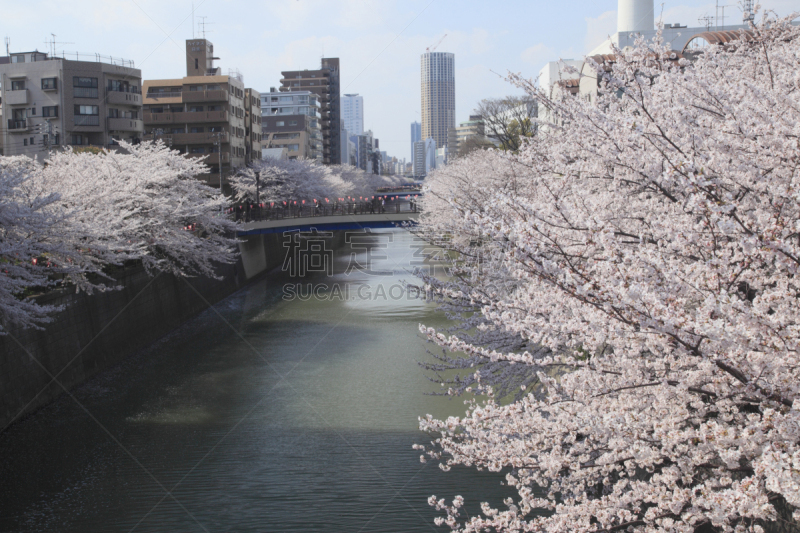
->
341;93;363;136
410;121;421;161
413;141;426;177
420;52;455;155
0;50;143;158
280;58;341;165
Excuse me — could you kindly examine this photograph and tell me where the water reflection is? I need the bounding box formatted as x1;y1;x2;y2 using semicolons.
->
0;229;512;532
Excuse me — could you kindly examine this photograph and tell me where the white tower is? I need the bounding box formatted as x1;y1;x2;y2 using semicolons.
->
617;0;654;33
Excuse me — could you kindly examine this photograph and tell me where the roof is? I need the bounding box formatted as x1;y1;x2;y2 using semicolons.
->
683;30;755;52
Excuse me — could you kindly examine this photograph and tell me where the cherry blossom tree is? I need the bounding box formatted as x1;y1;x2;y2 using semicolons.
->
1;141;238;333
229;157;407;204
416;16;800;533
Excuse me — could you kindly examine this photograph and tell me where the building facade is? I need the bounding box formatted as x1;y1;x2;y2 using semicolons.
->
420;52;455;155
280;58;341;165
0;50;143;157
244;88;262;165
410;121;421;162
260;88;322;161
143;39;261;186
341;93;363;136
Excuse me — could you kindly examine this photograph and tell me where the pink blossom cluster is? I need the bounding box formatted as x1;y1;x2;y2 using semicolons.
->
416;16;800;533
0;141;237;332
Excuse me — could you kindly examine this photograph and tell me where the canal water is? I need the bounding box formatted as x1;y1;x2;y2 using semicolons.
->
0;229;511;532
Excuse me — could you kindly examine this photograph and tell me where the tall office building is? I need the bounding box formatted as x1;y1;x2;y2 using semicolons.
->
341;93;363;136
420;52;455;155
410;121;421;161
280;58;341;165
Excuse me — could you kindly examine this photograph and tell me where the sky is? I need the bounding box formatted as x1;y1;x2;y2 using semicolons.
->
2;0;797;160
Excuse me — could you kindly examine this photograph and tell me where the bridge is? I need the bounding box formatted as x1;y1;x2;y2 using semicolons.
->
235;198;420;236
235;200;421;279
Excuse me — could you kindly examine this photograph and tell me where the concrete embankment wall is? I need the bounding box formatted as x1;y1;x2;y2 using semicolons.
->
0;231;300;431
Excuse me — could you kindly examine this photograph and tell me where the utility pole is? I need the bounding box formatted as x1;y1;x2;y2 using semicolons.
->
210;131;225;197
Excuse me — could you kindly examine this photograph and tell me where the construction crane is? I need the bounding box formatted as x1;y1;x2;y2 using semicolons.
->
426;34;447;53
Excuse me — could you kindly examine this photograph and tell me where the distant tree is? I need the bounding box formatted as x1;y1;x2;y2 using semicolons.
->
475;96;537;152
455;135;497;159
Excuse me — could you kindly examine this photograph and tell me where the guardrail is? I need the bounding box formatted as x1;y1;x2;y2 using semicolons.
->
228;199;420;223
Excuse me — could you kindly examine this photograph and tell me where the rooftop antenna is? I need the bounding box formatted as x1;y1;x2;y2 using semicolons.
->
699;14;714;30
44;34;73;57
192;2;195;38
198;17;213;39
5;37;9;57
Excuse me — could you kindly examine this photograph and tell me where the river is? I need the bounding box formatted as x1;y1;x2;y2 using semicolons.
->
0;228;512;532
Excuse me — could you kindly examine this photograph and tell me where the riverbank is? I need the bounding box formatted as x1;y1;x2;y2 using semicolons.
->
0;230;348;431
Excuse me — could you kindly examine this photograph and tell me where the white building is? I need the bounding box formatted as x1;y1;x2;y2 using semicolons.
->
341;93;364;136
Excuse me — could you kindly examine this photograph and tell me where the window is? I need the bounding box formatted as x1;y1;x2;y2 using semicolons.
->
23;139;28;146
271;97;279;102
11;55;25;63
29;137;34;145
190;147;205;154
75;105;99;115
73;77;98;88
209;126;224;132
207;105;221;111
71;134;85;145
290;121;298;126
279;107;293;114
149;106;164;113
169;106;182;112
190;127;204;133
279;96;292;103
73;77;98;98
170;128;184;134
30;107;36;116
41;78;57;90
276;121;285;127
11;80;25;91
42;106;58;117
189;106;204;112
287;144;300;152
189;85;201;91
108;108;120;118
207;85;220;90
194;58;199;70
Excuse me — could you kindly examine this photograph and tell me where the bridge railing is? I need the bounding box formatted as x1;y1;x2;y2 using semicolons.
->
229;200;420;223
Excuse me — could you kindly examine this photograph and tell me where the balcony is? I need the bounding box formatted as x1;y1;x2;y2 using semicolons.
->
188;152;230;165
182;89;229;103
144;91;183;104
74;87;99;98
144;132;229;145
74;115;100;126
108;117;143;132
5;89;29;105
143;110;228;125
7;119;30;132
107;90;142;106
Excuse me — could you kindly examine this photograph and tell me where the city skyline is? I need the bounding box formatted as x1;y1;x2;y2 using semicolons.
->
2;0;798;160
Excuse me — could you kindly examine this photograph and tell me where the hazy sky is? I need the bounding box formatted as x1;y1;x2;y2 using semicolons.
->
3;0;797;160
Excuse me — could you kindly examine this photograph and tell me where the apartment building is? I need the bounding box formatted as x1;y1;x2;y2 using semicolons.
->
244;88;262;165
260;88;322;161
0;50;143;157
143;39;257;185
279;58;341;165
